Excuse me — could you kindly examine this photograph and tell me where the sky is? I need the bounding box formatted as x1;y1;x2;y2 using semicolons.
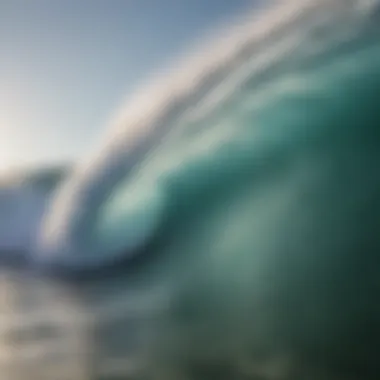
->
0;0;255;173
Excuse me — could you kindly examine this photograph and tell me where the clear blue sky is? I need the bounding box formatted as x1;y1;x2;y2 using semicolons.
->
0;0;255;172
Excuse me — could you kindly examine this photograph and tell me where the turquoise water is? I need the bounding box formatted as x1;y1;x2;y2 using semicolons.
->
1;0;380;379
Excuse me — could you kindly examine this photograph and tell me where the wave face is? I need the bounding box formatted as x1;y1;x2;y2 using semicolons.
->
34;0;380;272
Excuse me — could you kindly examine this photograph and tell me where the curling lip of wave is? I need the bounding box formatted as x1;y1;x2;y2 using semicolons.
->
4;0;380;271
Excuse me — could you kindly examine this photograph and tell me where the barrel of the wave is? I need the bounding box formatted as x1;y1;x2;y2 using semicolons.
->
33;161;167;273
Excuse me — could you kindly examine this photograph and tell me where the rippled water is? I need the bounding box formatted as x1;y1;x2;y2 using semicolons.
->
0;271;89;379
0;269;161;380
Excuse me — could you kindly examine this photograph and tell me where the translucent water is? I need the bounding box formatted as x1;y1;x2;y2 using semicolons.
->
1;0;380;378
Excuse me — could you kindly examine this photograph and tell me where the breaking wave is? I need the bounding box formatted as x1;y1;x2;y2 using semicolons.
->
1;0;380;273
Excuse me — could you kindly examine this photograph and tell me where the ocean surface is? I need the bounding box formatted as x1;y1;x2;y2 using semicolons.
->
1;0;380;379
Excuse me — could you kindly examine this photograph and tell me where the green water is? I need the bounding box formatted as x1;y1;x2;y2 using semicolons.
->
2;1;380;379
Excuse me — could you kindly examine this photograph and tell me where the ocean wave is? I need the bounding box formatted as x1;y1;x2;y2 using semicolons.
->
2;0;380;273
1;1;380;377
0;167;67;260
